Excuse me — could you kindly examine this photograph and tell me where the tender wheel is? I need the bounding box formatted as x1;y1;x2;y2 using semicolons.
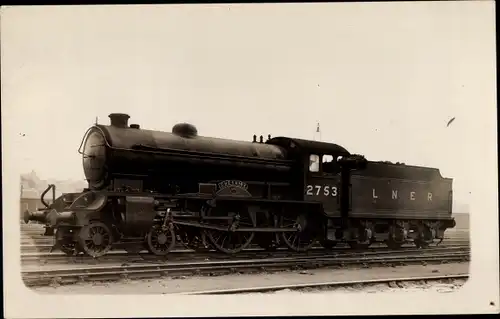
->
146;226;176;256
77;222;113;258
386;225;406;249
414;224;433;249
280;215;316;252
348;227;373;250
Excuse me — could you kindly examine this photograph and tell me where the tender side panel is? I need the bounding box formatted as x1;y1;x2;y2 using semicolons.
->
350;175;452;220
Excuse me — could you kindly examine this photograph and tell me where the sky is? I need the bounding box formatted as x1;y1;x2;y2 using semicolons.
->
1;2;497;210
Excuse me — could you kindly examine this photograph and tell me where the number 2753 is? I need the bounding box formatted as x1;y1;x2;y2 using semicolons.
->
306;185;338;196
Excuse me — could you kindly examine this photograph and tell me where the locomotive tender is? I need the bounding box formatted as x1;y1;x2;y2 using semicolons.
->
24;113;456;257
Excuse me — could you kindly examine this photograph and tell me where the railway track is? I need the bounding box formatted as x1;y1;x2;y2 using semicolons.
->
19;236;470;255
21;243;470;265
22;247;469;287
20;236;470;246
181;274;469;295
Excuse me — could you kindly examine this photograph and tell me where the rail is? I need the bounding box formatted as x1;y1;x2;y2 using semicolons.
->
20;244;470;264
22;248;469;287
183;274;469;295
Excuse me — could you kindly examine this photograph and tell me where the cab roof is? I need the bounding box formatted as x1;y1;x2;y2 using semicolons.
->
266;137;351;156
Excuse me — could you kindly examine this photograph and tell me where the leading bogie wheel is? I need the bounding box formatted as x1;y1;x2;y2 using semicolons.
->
146;226;176;256
77;221;114;258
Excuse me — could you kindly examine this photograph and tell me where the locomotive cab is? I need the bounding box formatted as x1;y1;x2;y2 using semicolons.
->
305;153;342;217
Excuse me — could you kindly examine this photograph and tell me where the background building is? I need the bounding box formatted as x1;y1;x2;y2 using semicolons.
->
19;187;53;220
19;170;86;220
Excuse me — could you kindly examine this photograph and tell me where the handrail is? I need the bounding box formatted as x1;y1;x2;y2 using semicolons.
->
40;184;56;208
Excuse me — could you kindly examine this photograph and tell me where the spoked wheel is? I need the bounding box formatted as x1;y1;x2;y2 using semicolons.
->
205;229;255;254
348;227;373;250
414;225;433;249
146;226;176;256
77;222;114;258
386;225;406;249
205;211;255;254
280;215;316;252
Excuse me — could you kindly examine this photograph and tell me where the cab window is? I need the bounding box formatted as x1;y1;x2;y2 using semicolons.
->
309;154;320;173
322;154;340;174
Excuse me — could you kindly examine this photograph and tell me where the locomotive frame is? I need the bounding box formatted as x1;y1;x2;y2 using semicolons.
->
23;113;456;258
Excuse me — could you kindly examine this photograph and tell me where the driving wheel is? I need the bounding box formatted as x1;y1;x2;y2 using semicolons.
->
280;215;316;252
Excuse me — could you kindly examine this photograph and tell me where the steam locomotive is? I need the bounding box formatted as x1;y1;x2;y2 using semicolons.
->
24;113;456;257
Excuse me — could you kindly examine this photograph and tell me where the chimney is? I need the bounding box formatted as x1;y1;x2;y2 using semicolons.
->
109;113;130;128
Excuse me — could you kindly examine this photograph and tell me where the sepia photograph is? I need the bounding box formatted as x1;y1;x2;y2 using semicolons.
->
2;2;498;318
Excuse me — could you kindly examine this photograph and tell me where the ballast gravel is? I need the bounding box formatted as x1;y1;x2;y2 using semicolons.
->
28;261;469;295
